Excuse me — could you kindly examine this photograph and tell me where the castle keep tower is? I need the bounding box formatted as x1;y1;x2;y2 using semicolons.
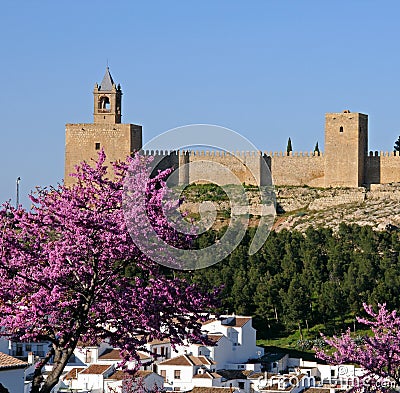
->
64;68;142;184
324;111;368;187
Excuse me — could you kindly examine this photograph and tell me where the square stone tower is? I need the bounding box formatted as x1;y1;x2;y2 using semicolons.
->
64;68;142;184
324;110;368;187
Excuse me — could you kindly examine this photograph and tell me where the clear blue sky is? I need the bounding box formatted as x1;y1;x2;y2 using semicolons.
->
1;1;400;206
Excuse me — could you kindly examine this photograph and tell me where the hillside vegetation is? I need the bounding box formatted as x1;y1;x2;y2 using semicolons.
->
178;184;400;346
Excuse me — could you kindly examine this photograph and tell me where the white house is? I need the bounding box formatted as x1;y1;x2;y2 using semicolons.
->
199;316;264;369
8;340;50;359
76;364;115;393
0;351;28;393
62;367;86;391
158;354;217;391
104;370;164;393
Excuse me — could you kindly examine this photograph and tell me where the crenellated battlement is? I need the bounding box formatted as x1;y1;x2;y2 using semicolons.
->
140;149;326;159
267;151;325;157
368;151;400;157
65;72;400;189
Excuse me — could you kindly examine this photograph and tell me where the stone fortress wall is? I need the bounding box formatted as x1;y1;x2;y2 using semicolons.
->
366;151;400;185
144;146;400;188
142;149;327;187
65;69;400;189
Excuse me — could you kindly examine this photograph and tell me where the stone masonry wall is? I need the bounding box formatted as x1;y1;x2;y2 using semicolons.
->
146;150;325;187
365;151;400;185
65;123;142;185
270;152;325;187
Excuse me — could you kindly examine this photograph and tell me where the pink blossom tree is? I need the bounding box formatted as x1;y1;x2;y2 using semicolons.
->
0;152;216;393
316;303;400;390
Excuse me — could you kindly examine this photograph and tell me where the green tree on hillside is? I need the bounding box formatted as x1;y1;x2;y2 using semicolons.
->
280;274;310;340
394;135;400;152
286;137;293;155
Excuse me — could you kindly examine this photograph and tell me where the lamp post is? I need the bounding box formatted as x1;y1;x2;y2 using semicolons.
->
16;177;21;208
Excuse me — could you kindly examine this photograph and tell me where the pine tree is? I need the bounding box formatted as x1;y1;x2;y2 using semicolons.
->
314;141;320;155
286;137;293;155
394;135;400;152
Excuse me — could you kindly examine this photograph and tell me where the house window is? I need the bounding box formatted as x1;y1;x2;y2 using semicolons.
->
16;344;23;356
25;344;32;352
238;382;245;389
36;345;44;357
95;142;101;150
85;350;92;363
161;347;165;356
160;370;166;379
331;369;335;377
175;389;180;392
174;370;181;379
339;126;344;133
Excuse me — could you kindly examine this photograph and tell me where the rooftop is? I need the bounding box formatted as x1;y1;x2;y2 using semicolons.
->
0;352;27;370
159;354;215;367
202;316;252;328
99;67;115;91
63;367;85;380
190;388;238;393
80;364;112;375
106;369;154;381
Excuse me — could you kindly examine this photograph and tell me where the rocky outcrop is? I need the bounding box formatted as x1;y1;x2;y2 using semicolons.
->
180;184;400;232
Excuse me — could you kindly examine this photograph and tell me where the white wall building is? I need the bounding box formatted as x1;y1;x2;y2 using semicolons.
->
0;351;27;393
76;364;115;393
158;354;217;391
104;370;164;393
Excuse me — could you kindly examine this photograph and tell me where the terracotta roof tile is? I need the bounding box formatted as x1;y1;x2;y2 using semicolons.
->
147;338;170;345
63;367;85;380
107;370;155;381
304;388;331;393
99;349;121;360
191;356;216;365
136;370;154;378
98;348;150;361
0;352;27;370
159;354;215;367
138;351;151;360
190;388;237;393
159;355;192;366
80;364;112;375
201;316;252;328
232;317;251;327
207;334;224;343
107;370;126;381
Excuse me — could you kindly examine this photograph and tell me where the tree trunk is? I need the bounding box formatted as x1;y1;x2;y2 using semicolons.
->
298;322;303;341
30;346;74;393
274;307;278;321
30;346;54;393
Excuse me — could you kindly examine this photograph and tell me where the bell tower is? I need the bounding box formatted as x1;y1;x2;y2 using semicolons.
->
93;67;122;124
65;68;142;185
